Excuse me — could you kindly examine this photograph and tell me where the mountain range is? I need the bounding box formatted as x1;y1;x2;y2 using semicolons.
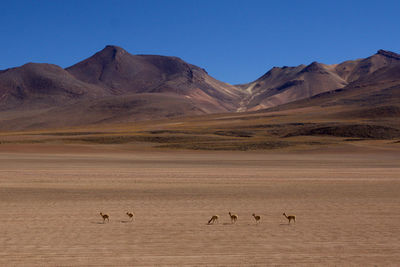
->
0;45;399;130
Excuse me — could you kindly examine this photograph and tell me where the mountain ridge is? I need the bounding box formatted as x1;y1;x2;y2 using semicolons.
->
0;46;399;130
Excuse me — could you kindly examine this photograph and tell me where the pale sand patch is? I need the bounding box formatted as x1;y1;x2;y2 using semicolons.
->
0;150;399;266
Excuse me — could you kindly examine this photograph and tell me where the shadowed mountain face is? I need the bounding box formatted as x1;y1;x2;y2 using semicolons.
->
66;45;197;94
0;63;107;110
65;45;244;112
0;46;244;129
239;49;400;110
334;49;400;82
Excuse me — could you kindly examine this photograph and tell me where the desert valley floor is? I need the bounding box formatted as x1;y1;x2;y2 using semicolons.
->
0;144;399;266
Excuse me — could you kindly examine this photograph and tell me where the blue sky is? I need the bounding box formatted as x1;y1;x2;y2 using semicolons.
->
1;0;399;84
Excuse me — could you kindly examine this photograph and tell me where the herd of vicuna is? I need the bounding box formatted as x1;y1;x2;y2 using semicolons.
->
99;211;296;224
207;212;295;225
99;212;134;223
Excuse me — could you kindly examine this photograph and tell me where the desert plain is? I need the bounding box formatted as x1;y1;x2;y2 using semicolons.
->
1;3;400;266
0;143;399;266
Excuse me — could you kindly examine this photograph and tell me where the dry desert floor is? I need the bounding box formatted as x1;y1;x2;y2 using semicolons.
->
0;145;399;266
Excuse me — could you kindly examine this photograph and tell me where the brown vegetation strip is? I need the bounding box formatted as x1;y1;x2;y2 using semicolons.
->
285;124;400;139
158;140;295;151
62;135;231;145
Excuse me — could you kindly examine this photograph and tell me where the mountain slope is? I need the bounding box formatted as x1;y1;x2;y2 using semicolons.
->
263;62;400;123
66;45;244;113
0;63;106;110
0;47;399;131
0;46;246;130
239;49;400;111
335;49;400;82
239;63;347;110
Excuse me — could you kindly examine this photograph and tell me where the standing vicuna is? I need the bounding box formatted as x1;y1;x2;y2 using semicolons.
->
100;212;109;223
126;212;134;221
229;212;238;223
252;213;261;223
283;212;296;224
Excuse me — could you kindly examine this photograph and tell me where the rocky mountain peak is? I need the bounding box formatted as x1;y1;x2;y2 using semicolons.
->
377;49;400;60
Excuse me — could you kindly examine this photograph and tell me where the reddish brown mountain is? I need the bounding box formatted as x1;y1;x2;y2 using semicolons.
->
0;47;399;131
0;63;106;110
66;45;244;112
0;46;244;130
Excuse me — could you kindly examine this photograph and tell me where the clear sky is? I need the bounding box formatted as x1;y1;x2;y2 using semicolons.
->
1;0;399;84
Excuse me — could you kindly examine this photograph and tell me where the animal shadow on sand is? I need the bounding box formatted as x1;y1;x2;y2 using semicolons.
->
246;223;260;226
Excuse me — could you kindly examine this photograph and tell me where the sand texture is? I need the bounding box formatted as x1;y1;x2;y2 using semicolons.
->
0;149;399;266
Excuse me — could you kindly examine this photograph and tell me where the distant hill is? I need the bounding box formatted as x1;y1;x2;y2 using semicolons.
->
0;63;107;110
238;49;400;110
267;62;400;120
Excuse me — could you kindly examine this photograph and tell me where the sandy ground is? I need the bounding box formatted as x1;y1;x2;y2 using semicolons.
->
0;147;399;266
